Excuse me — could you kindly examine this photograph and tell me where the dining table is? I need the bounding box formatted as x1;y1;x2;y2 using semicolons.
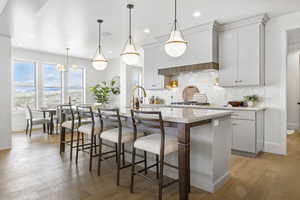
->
59;106;232;200
39;108;57;134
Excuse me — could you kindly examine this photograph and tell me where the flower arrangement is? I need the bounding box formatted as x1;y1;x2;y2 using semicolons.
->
243;95;259;107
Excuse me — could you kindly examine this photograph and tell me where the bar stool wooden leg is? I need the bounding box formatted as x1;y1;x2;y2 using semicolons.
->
130;147;136;193
117;142;122;186
158;154;164;200
122;143;125;166
156;155;159;179
76;131;81;164
97;137;102;176
25;120;29;135
89;133;94;172
144;151;148;175
70;127;74;161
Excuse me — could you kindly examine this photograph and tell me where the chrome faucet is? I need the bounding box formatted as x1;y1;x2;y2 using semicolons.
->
132;85;147;109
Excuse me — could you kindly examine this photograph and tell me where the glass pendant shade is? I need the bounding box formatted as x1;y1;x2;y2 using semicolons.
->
121;41;140;65
165;29;187;57
71;64;78;70
56;64;66;72
165;0;188;58
92;48;108;70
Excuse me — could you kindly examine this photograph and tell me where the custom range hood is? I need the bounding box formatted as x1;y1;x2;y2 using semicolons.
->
158;62;219;76
154;21;220;77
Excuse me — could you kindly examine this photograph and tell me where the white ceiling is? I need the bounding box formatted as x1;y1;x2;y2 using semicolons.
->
5;0;300;59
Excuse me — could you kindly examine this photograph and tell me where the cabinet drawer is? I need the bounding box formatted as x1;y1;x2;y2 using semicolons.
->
231;111;255;120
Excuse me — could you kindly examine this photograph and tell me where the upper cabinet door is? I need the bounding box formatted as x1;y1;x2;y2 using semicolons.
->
219;30;238;87
237;24;261;86
143;47;155;90
144;46;165;90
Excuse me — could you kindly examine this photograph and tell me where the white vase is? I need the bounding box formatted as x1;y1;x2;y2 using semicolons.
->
248;101;255;107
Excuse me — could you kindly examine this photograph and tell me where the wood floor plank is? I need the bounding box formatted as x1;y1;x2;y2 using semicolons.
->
1;131;300;200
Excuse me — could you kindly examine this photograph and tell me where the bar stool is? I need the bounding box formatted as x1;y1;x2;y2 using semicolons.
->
97;108;145;186
130;110;179;200
76;105;101;171
59;104;92;160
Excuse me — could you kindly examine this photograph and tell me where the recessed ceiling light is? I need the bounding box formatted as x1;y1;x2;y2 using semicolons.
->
193;11;201;18
144;29;151;33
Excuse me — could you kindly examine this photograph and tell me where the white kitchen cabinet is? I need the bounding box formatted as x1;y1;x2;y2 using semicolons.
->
232;119;256;153
219;30;238;87
230;110;264;156
219;15;268;87
143;46;165;90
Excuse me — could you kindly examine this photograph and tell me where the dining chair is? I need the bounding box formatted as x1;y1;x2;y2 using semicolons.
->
25;106;51;138
76;105;101;171
130;110;179;200
58;104;91;161
97;108;144;186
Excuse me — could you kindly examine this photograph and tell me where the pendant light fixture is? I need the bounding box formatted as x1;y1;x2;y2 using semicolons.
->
121;4;140;65
92;19;108;70
165;0;187;58
57;48;71;72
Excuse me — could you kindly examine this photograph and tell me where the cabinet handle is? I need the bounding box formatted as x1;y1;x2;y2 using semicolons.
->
232;123;237;126
231;114;239;116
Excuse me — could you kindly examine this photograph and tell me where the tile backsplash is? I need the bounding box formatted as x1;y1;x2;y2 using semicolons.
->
146;70;265;105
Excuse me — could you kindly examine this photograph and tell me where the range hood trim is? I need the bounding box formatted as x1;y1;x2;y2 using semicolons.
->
158;62;219;76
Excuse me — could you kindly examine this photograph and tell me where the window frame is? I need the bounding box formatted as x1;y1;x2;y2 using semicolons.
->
11;59;86;111
12;59;37;111
41;62;63;107
67;67;86;104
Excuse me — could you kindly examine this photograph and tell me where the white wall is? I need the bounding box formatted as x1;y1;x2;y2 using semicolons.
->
263;11;300;155
12;48;106;131
103;58;121;106
0;36;11;150
287;47;300;130
0;6;11;150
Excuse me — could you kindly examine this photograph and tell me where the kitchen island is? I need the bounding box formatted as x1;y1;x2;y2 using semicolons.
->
60;107;232;200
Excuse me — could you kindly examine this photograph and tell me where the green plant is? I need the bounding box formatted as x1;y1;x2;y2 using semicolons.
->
89;80;120;104
244;95;259;102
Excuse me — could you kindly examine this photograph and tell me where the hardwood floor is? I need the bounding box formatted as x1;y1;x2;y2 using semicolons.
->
1;131;300;200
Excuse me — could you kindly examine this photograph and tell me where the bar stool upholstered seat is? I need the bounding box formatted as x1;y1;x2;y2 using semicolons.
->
134;134;178;155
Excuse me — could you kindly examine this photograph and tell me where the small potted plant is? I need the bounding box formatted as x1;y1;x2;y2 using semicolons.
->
243;95;259;107
89;79;120;105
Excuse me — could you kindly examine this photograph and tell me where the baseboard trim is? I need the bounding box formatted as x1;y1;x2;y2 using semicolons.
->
287;123;299;131
264;142;286;155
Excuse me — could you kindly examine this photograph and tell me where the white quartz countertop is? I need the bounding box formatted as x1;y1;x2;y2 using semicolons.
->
140;104;266;111
123;107;232;124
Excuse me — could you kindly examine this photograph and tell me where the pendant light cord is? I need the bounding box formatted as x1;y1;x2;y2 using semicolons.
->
129;6;132;44
174;0;177;30
98;21;101;49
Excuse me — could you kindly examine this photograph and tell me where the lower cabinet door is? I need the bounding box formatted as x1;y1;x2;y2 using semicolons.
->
232;119;256;153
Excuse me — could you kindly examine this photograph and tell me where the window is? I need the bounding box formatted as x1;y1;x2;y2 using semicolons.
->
12;60;86;111
13;60;36;110
42;64;62;108
68;68;84;104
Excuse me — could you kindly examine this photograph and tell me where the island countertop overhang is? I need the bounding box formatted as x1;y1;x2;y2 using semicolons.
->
123;107;232;124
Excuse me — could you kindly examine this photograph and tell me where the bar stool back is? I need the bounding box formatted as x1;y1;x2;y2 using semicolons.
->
130;110;179;200
76;105;100;171
97;108;144;185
